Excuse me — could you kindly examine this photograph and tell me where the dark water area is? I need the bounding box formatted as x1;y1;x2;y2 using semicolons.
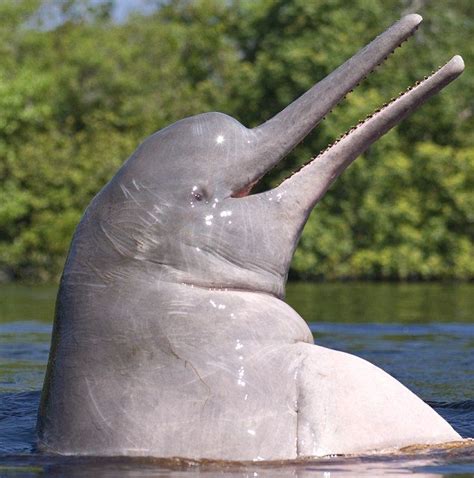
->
0;283;473;477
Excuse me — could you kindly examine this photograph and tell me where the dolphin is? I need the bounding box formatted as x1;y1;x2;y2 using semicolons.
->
37;14;464;460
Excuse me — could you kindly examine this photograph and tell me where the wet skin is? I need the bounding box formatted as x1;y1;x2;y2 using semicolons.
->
37;14;464;459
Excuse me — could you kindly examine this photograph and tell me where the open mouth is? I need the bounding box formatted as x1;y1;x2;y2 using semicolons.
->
232;179;260;198
231;14;464;200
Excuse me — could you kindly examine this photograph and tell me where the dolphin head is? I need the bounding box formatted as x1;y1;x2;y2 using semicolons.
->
85;110;296;297
73;14;463;299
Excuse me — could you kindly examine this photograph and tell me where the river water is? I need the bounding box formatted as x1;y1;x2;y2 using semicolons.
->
0;283;473;477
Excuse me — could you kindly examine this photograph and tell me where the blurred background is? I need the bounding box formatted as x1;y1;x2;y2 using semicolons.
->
0;0;472;283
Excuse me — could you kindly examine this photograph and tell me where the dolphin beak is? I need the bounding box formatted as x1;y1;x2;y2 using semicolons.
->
232;14;424;197
274;55;464;217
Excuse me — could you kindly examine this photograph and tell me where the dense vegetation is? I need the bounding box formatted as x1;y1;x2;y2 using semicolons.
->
0;0;472;282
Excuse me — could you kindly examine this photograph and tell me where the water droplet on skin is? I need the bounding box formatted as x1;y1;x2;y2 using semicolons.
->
216;135;224;144
247;429;256;436
220;210;232;217
209;300;217;308
237;364;246;386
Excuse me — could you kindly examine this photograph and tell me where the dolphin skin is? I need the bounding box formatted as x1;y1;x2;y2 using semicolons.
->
37;14;464;460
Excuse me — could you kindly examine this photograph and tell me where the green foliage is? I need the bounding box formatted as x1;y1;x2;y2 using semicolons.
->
0;0;472;281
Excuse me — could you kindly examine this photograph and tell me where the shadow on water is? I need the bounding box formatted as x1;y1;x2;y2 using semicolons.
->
0;282;473;476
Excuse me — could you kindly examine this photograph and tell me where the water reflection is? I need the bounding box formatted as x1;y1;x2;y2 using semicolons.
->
286;282;474;324
0;285;56;324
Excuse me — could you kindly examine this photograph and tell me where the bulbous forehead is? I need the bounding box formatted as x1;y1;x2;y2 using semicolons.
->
128;112;255;183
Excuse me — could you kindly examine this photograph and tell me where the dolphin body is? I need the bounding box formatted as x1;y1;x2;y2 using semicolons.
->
37;14;464;460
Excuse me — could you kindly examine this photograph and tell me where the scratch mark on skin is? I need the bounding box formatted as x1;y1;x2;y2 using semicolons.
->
185;361;212;409
120;183;142;208
165;338;212;407
146;211;160;223
142;233;160;246
202;361;263;395
167;311;190;319
99;222;130;256
137;215;153;227
85;378;114;431
84;379;143;449
138;186;167;205
83;261;109;284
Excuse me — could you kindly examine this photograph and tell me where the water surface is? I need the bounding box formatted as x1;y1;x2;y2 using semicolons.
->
1;283;473;476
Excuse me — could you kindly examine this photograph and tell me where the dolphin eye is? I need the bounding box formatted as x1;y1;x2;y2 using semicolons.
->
191;186;210;203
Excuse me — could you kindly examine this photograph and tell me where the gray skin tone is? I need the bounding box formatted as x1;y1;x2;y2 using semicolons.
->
37;14;465;460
